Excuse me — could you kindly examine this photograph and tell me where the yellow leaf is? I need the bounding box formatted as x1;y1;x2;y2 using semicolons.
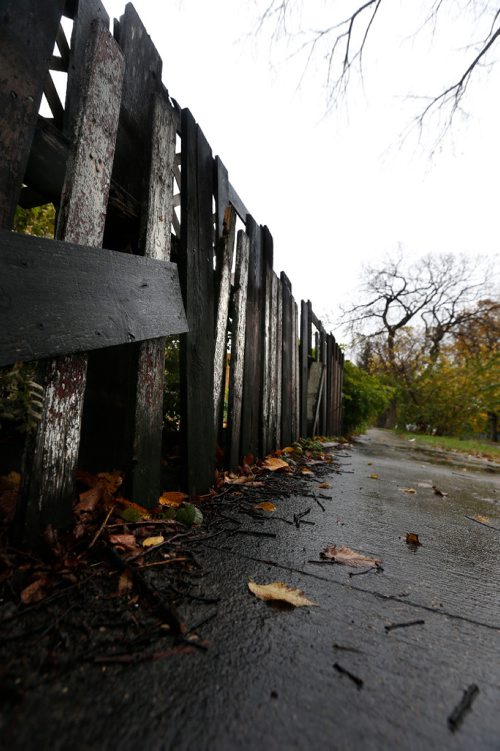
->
401;487;416;494
142;535;165;547
321;545;382;569
159;491;188;507
282;446;295;454
370;473;379;480
473;514;490;523
318;482;332;489
254;502;276;512
262;457;290;472
248;580;316;607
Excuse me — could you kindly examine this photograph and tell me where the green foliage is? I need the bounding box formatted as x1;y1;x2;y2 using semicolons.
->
342;361;394;434
13;204;55;238
163;336;181;430
0;363;44;433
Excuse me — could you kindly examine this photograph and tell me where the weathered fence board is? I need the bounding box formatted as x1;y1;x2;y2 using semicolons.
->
261;226;274;455
16;21;125;537
240;216;265;460
280;272;294;447
130;93;182;506
0;231;186;366
179;108;215;495
227;231;250;468
0;0;65;227
267;271;280;450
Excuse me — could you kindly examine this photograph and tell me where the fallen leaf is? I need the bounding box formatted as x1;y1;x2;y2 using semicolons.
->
142;535;165;547
318;482;332;489
406;532;422;546
159;491;188;507
370;474;379;480
175;504;203;526
472;514;491;523
248;580;316;607
262;457;291;472
243;453;254;467
433;486;448;497
224;474;254;485
117;570;133;596
254;502;276;512
401;487;416;494
299;467;314;475
108;533;137;551
282;446;295;454
97;471;123;499
321;545;382;569
0;471;21;490
20;576;50;604
75;486;102;514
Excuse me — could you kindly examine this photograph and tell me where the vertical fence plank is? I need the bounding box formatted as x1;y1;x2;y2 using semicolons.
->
179;109;215;494
268;272;280;450
240;216;264;460
299;300;309;438
292;299;300;441
0;0;65;227
338;349;345;434
326;334;334;435
130;93;176;506
18;23;124;538
320;329;328;435
64;0;110;139
280;272;294;447
213;197;236;436
261;226;274;455
275;277;283;447
227;231;250;468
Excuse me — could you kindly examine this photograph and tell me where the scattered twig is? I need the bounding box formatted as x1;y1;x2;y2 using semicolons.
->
138;557;190;569
315;498;326;512
88;506;113;549
448;684;479;732
231;529;277;539
333;662;363;689
464;515;500;532
349;566;383;577
333;643;363;654
385;619;425;632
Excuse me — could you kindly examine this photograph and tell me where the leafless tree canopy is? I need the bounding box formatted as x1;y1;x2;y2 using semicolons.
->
341;250;495;370
255;1;500;133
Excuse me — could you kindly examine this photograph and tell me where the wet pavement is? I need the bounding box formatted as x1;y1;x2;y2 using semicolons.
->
4;429;500;750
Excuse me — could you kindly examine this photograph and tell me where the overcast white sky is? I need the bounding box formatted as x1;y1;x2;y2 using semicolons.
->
100;0;499;335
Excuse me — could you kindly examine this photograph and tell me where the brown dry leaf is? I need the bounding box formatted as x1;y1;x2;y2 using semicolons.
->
318;482;332;489
248;580;316;607
142;535;165;548
254;502;276;512
224;473;253;485
118;570;133;596
406;532;422;546
321;545;382;569
370;473;379;480
262;457;291;472
97;471;123;498
0;471;21;490
401;487;416;494
299;467;314;475
75;485;102;514
108;533;137;551
243;453;254;467
20;576;50;605
433;485;448;497
282;446;295;454
159;491;188;508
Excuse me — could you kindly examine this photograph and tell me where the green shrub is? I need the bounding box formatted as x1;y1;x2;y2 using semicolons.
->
342;361;394;434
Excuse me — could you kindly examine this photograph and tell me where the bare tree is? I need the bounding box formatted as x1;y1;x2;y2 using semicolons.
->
343;250;493;372
254;1;500;135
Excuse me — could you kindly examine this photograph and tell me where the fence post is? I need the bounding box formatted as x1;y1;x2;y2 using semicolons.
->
280;272;294;446
129;93;177;506
261;226;274;455
0;0;65;227
17;23;124;538
179;109;215;495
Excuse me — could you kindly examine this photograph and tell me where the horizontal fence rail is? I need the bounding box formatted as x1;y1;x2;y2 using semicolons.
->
0;0;344;540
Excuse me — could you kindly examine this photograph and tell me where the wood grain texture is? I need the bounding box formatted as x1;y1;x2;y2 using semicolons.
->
280;272;293;447
132;93;178;506
268;272;281;450
227;231;250;469
261;226;274;454
0;231;187;366
179;109;215;495
240;216;264;460
292;299;300;441
0;0;65;227
17;21;125;539
275;276;283;448
299;300;309;437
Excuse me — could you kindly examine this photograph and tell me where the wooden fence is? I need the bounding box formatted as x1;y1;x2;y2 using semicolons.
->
0;0;344;539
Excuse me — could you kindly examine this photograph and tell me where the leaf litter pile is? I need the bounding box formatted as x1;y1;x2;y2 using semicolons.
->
0;438;345;701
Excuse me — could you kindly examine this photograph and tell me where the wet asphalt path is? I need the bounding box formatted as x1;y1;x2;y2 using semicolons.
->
7;430;500;750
